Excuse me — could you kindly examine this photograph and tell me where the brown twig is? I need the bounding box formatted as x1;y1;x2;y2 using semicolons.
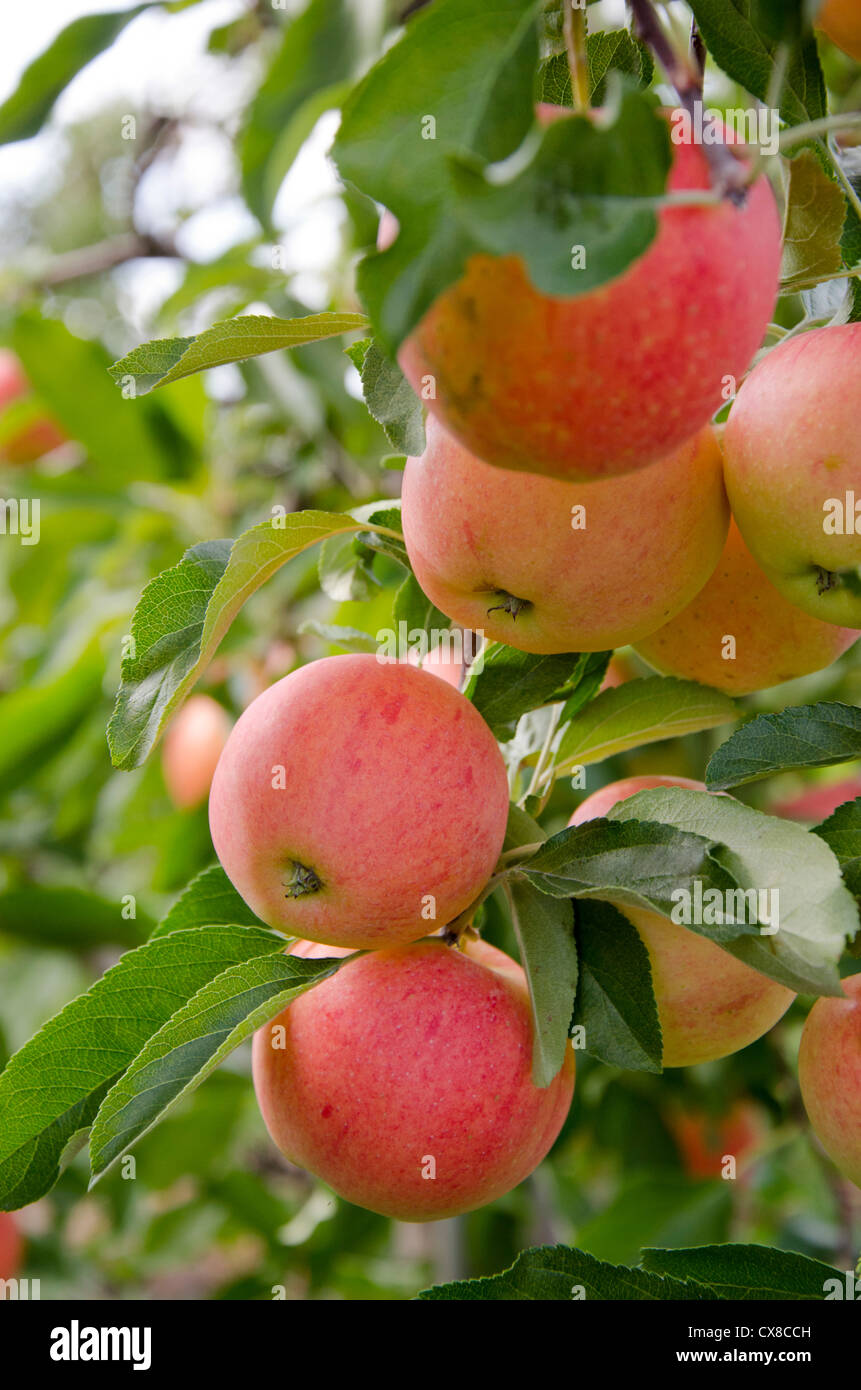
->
628;0;749;204
40;231;177;286
690;18;706;80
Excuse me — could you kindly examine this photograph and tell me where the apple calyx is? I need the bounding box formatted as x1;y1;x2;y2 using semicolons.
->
283;861;323;899
815;566;838;595
486;591;531;621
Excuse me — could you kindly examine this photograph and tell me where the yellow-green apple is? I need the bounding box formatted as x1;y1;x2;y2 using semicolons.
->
401;417;729;654
0;1212;22;1280
252;936;575;1220
396;107;781;481
634;520;859;695
209;654;509;948
570;776;794;1067
816;0;861;60
0;349;65;464
723;325;861;627
798;972;861;1186
162;694;232;810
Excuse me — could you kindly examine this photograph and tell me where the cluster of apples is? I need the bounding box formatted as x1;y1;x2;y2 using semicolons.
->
209;653;573;1220
205;652;859;1215
394;107;861;695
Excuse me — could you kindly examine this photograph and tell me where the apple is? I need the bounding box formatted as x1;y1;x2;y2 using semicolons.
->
599;653;638;692
0;349;66;464
771;775;861;823
0;1211;22;1281
816;0;861;61
252;936;575;1220
570;776;795;1067
722;325;861;628
209;654;510;948
634;520;859;695
396;107;780;481
798;971;861;1187
405;642;463;688
570;774;706;824
669;1100;764;1179
401;418;729;655
162;694;233;810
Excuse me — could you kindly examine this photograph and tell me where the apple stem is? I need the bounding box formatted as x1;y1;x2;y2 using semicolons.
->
563;2;590;114
627;0;749;204
283;861;322;898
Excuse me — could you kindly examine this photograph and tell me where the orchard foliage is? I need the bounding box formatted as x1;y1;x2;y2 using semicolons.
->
0;0;859;1301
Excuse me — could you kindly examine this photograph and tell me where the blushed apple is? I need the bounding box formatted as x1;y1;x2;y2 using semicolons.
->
816;0;861;61
162;694;232;810
253;937;575;1220
798;971;861;1187
634;520;859;695
209;654;510;948
723;325;861;628
570;776;795;1067
0;350;66;464
0;1211;22;1281
397;107;780;481
401;417;729;654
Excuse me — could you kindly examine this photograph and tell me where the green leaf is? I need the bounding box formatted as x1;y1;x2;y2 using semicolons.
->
345;339;425;455
465;648;590;741
504;875;577;1088
0;886;150;951
706;702;861;790
572;899;662;1073
89;950;340;1179
813;798;861;898
356;86;671;348
781;149;848;291
298;620;379;654
558;651;612;719
578;1178;732;1266
335;0;668;349
391;572;450;639
417;1243;718;1300
13;313;197;482
152;865;266;940
0;926;286;1210
353;502;409;569
641;1244;844;1299
335;0;540;214
687;0;826;127
447;92;670;299
0;6;151;145
0;636;104;794
239;0;359;225
610;787;856;994
538;29;654;106
554;678;738;777
109;312;368;395
521;818;742;932
318;530;378;602
107;512;362;770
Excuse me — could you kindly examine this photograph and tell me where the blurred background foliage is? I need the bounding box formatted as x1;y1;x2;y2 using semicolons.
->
0;0;858;1299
